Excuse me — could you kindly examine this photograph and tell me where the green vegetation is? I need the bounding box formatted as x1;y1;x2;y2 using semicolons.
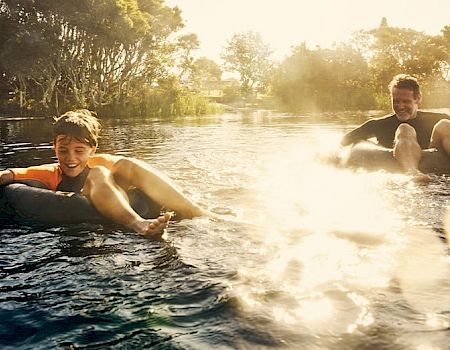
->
0;3;448;118
268;19;450;112
0;0;218;117
222;31;273;96
271;43;375;111
220;19;449;112
100;80;224;118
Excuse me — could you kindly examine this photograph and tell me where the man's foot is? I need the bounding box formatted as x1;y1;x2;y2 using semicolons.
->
133;212;171;237
407;170;432;184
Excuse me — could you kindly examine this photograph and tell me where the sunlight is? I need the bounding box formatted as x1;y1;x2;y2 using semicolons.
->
397;228;450;315
346;292;374;332
253;131;402;237
271;307;298;325
297;295;334;322
425;313;449;329
215;126;450;343
229;130;408;334
167;0;450;61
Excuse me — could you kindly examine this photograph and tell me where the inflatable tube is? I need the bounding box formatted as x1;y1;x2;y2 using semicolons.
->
341;142;450;174
0;184;162;225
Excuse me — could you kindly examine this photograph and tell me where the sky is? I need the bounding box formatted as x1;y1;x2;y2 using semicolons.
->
165;0;450;62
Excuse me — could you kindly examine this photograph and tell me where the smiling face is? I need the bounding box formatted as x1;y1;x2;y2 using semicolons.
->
391;87;421;122
54;135;96;177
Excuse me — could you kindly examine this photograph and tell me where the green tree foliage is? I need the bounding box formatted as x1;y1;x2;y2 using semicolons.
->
101;73;223;118
177;33;200;86
272;43;373;112
0;0;187;115
222;31;273;94
436;25;450;80
191;57;222;92
272;19;450;112
352;19;449;107
423;25;450;107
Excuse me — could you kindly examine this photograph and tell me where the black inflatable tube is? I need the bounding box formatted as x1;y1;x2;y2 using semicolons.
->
341;142;450;174
0;184;162;225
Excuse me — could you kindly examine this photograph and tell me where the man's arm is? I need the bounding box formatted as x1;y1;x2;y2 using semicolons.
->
0;170;13;186
341;120;374;146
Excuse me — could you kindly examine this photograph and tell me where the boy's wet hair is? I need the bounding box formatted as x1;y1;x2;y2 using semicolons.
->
388;74;421;98
53;109;100;147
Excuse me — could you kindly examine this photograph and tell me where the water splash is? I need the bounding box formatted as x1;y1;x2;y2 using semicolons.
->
226;131;450;340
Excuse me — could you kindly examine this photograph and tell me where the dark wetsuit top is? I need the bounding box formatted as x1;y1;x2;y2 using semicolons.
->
342;111;450;149
56;167;90;193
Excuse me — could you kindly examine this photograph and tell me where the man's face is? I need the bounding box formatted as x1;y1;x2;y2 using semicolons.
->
54;135;96;177
391;87;421;122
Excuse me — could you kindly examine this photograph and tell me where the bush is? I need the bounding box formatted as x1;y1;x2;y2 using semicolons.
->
98;87;223;118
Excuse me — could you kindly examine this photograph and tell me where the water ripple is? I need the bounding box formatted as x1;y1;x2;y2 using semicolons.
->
2;113;450;349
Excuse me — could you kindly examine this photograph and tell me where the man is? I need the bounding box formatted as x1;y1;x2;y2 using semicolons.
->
341;74;450;179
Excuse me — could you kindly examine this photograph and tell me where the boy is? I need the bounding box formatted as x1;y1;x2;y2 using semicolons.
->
0;109;208;236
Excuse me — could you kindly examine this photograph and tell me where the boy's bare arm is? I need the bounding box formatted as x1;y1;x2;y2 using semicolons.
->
0;170;13;186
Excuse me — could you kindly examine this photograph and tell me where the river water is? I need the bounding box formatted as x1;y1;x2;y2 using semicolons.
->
1;110;450;349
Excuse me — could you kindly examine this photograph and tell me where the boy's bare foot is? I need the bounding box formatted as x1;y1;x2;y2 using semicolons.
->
133;212;171;237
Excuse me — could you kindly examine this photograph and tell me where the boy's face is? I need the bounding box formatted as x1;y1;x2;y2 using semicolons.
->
54;135;96;177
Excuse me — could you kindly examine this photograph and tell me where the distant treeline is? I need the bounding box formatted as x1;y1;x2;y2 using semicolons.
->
270;20;450;112
0;1;449;117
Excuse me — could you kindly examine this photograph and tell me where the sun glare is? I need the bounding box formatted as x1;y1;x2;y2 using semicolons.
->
297;295;334;322
227;130;411;334
252;131;402;237
227;129;450;337
167;0;450;61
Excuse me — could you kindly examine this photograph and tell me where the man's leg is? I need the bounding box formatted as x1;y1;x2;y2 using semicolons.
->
110;158;208;219
393;124;429;181
430;119;450;154
83;166;170;236
436;121;450;247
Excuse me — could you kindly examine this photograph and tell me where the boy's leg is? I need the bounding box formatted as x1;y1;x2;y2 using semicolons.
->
83;166;170;236
110;158;208;219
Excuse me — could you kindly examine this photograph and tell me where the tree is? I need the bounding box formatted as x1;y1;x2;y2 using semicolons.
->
222;31;273;94
191;57;222;92
0;0;185;113
352;19;448;94
271;43;373;111
177;33;199;86
436;25;450;80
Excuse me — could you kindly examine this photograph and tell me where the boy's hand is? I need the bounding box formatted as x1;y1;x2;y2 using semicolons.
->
0;170;13;186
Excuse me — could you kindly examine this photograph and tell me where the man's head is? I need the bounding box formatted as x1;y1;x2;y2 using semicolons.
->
388;74;422;122
53;109;100;177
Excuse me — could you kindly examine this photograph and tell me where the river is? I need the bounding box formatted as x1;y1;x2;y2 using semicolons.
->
1;110;450;349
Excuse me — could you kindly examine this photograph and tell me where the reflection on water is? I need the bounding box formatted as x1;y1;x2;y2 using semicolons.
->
1;110;450;349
